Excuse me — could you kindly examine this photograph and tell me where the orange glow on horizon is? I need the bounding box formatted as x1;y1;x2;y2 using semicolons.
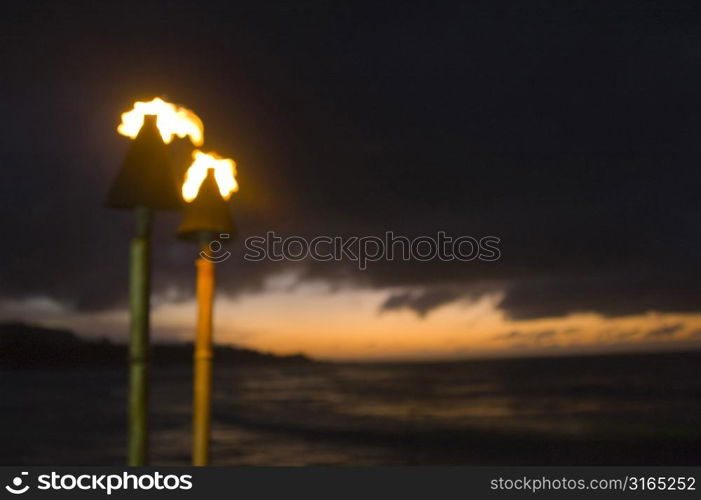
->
25;277;701;361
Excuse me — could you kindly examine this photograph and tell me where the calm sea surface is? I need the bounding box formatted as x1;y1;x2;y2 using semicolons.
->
1;352;700;465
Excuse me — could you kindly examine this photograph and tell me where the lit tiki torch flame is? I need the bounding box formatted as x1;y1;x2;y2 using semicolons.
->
181;150;239;202
117;97;204;146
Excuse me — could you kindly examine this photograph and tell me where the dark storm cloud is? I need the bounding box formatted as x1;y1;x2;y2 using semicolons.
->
498;270;701;320
1;1;701;320
380;289;462;317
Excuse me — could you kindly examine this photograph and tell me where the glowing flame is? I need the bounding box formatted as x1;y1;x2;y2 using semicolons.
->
117;97;204;145
182;150;238;202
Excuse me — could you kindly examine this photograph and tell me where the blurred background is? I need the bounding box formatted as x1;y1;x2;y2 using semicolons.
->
1;0;700;464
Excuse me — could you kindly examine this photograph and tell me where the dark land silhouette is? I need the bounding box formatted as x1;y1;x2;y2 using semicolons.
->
0;322;311;368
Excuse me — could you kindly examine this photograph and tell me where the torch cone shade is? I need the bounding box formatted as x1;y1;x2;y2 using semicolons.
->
178;169;235;241
107;115;183;210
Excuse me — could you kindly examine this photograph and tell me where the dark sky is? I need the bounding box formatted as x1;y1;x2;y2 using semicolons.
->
1;0;701;321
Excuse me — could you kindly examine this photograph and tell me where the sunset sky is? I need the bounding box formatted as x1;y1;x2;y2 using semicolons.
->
2;2;701;360
3;279;701;360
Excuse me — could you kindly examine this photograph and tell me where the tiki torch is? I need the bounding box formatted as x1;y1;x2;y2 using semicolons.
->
178;150;238;466
108;98;204;465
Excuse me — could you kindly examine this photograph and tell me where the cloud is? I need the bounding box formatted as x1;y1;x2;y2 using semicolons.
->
645;323;684;338
380;289;463;317
2;2;701;327
494;329;557;342
497;270;701;320
606;328;640;342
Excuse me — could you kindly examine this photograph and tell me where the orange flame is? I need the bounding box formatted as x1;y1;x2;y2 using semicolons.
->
117;97;204;145
182;150;239;202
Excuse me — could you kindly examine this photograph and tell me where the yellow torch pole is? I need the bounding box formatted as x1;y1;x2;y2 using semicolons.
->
193;246;215;466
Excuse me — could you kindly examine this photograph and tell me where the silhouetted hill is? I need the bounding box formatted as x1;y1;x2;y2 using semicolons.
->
0;322;312;368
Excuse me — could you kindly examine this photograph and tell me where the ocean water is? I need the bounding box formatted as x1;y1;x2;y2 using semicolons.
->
1;352;700;465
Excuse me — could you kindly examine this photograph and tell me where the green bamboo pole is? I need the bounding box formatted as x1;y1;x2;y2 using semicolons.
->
192;240;215;466
127;206;152;466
